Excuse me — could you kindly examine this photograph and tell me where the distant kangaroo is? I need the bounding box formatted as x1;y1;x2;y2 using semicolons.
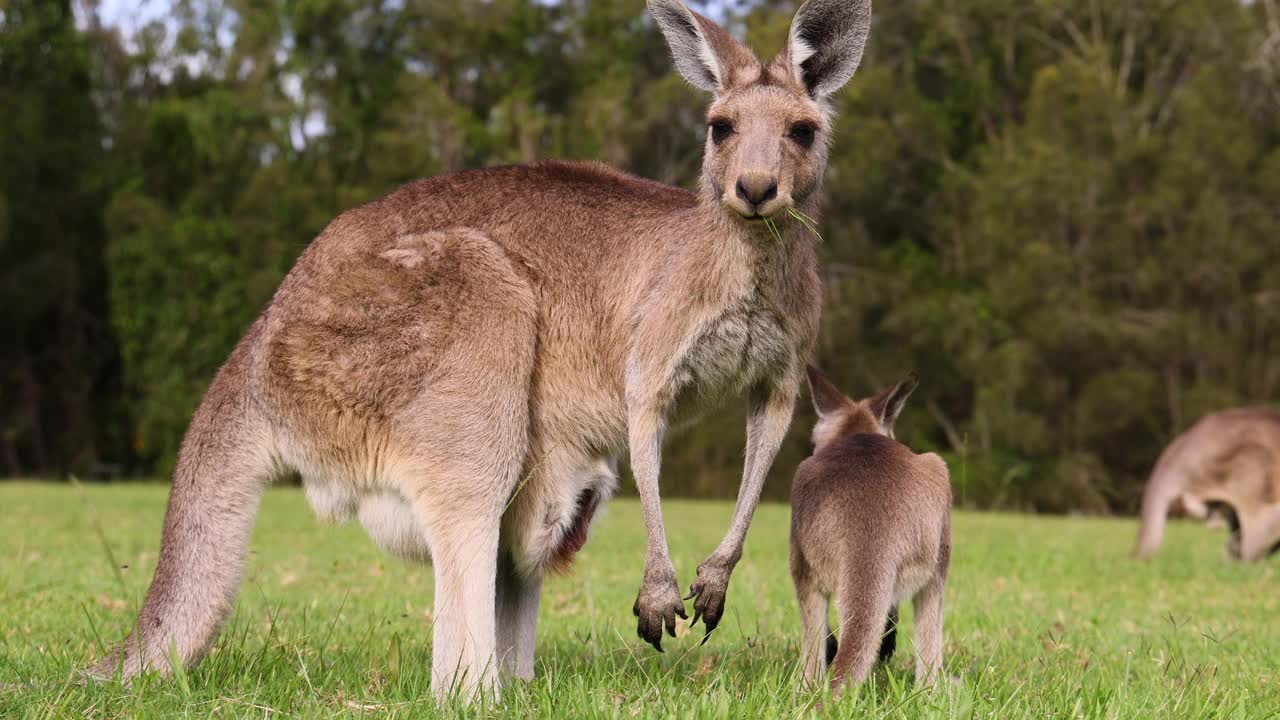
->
791;367;950;691
1135;408;1280;562
88;0;874;696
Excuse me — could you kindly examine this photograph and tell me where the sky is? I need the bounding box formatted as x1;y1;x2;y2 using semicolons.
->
86;0;173;34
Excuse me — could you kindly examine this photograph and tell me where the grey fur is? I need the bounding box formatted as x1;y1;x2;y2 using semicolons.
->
790;366;951;692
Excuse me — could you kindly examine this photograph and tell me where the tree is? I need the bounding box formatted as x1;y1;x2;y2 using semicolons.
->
0;0;117;475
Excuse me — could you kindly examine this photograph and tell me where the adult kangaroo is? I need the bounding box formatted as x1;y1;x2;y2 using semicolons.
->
1135;408;1280;562
89;0;872;695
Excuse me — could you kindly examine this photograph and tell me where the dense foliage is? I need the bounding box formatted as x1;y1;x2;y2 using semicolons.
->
2;0;1277;512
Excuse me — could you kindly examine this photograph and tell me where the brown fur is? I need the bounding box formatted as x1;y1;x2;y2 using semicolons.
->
791;367;951;693
87;0;875;698
1136;408;1280;561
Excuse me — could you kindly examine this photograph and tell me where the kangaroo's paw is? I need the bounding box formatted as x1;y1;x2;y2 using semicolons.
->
685;556;733;644
632;563;686;652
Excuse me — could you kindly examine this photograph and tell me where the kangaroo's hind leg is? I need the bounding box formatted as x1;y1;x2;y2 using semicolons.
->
408;378;530;696
496;552;542;680
392;227;539;697
416;470;507;697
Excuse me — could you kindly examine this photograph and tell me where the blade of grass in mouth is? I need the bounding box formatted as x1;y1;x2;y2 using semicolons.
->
786;207;822;241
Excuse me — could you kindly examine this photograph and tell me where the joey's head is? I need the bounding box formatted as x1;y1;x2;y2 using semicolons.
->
806;365;918;454
648;0;871;222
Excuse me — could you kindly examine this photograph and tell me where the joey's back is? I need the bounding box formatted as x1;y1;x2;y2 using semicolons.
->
792;367;952;577
792;433;949;555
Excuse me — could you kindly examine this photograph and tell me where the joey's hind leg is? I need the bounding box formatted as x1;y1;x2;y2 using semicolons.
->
911;575;945;686
796;583;830;686
496;553;542;680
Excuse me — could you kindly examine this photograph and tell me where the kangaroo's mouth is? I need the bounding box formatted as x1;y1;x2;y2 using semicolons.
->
735;204;789;222
723;191;791;222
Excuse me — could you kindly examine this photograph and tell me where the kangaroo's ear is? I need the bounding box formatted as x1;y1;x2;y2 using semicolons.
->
807;365;849;417
871;372;918;432
648;0;757;93
781;0;872;99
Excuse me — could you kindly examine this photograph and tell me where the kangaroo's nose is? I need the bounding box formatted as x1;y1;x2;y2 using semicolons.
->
735;174;778;208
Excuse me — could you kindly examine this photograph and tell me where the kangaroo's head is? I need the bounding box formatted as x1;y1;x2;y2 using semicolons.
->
806;365;917;453
649;0;871;221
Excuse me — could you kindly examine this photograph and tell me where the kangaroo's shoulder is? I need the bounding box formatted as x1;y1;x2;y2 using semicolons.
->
912;450;949;476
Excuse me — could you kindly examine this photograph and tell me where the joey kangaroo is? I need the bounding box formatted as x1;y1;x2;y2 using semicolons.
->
791;367;951;692
1135;408;1280;562
87;0;875;696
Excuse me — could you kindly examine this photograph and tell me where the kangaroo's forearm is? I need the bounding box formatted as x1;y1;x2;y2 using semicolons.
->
627;397;689;651
682;382;796;640
627;408;671;567
714;384;798;563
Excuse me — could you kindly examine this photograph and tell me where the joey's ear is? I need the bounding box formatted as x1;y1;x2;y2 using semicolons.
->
807;364;848;417
870;372;919;431
648;0;757;93
780;0;872;99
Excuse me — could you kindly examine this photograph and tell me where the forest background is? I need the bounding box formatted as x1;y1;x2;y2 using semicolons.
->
4;0;1279;514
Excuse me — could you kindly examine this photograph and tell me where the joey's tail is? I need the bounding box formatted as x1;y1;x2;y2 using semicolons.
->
825;606;897;667
829;560;894;693
89;346;273;681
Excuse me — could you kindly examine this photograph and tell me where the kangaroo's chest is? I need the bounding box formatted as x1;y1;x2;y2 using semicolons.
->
673;290;792;396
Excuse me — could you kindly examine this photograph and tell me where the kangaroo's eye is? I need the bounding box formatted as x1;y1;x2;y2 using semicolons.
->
709;119;734;145
788;122;817;148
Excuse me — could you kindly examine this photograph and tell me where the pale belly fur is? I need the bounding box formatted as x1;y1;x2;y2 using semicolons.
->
298;456;618;574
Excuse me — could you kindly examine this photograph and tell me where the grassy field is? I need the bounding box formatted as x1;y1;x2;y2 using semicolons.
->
1;482;1277;719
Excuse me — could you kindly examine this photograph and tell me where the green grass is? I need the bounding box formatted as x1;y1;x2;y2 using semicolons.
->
1;482;1278;718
